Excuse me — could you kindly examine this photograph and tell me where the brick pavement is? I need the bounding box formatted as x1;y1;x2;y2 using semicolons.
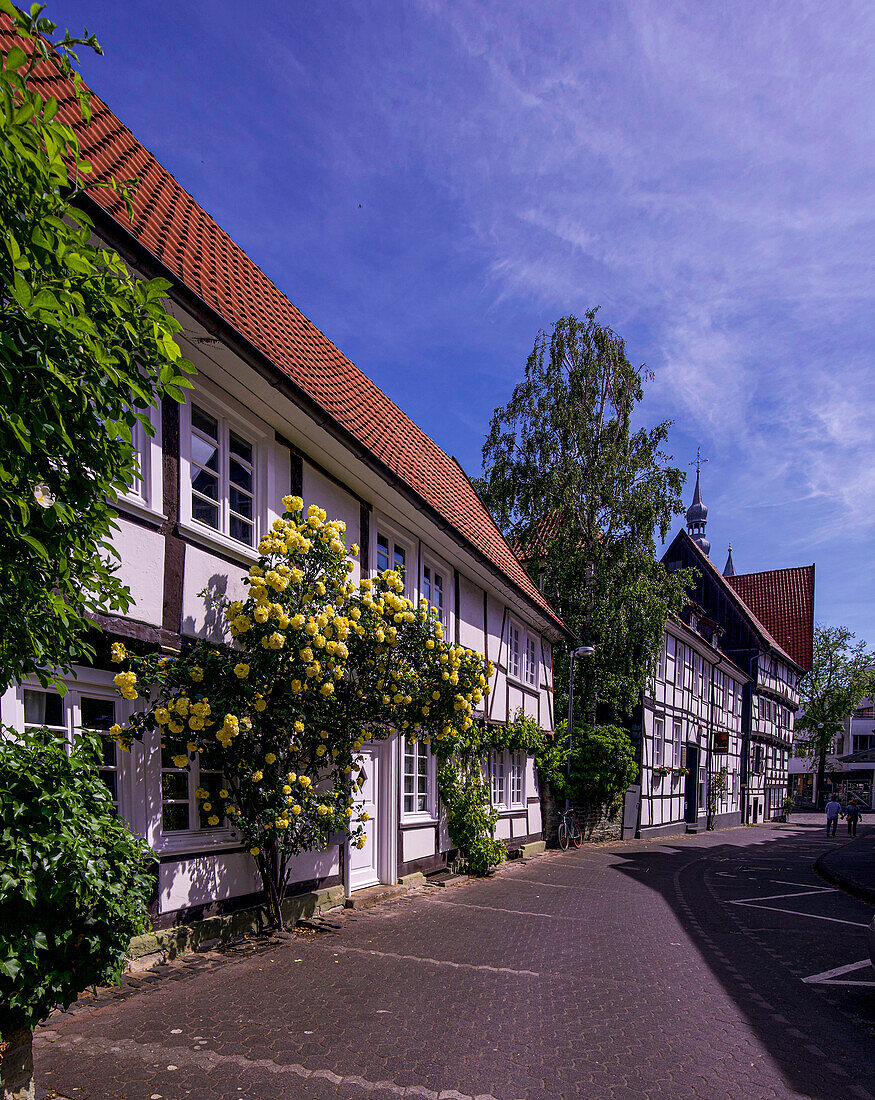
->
28;822;875;1100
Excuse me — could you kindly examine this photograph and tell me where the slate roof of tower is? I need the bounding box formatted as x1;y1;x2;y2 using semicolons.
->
726;566;815;671
9;23;567;635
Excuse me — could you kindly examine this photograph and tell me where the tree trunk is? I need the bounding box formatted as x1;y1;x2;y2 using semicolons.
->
816;742;828;808
1;1024;35;1100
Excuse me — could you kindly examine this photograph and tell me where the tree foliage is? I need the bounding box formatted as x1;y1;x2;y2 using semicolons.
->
112;497;494;927
795;624;875;799
478;311;691;720
0;2;194;691
0;725;154;1093
536;719;638;808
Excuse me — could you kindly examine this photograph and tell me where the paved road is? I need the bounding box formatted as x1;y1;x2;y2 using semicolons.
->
34;820;875;1100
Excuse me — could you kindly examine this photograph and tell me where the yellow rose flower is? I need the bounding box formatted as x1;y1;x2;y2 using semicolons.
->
251;770;263;782
265;752;277;765
291;804;301;816
250;847;260;856
255;696;267;712
234;663;250;679
110;642;127;664
171;754;188;769
189;666;204;682
219;789;229;799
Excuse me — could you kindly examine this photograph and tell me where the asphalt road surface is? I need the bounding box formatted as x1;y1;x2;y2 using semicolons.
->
34;819;875;1100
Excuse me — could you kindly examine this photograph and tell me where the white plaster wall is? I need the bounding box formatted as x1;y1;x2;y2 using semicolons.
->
438;807;451;853
302;465;361;583
458;574;485;654
511;815;528;838
284;846;340;882
159;851;259;913
181;543;249;641
508;683;524;719
402;826;436;863
527;800;542;835
523;692;538;720
109;519;165;626
495;816;512;840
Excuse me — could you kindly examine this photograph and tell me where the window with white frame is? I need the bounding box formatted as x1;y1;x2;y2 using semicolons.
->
672;720;682;768
376;531;407;584
160;745;225;834
509;750;524;806
695;654;704;697
23;685;124;814
653;717;665;767
525;636;538;687
665;636;675;685
658;637;667;681
421;561;446;627
506;620;521;681
684;648;694;691
189;403;255;546
490;750;506;807
675;642;685;688
118;405;163;517
402;735;432;817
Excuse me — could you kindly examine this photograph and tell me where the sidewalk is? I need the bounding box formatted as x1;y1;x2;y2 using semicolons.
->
813;822;875;904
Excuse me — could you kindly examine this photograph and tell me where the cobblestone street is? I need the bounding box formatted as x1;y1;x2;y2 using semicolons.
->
34;820;875;1100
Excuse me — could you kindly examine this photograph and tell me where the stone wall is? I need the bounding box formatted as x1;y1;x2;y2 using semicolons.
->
541;784;622;845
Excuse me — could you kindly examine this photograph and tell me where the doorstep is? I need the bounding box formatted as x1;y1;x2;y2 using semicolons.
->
343;883;407;910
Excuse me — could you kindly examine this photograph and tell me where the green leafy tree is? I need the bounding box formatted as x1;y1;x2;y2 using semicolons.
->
0;2;194;691
795;625;875;805
478;311;692;721
113;497;493;928
537;719;638;809
0;727;155;1100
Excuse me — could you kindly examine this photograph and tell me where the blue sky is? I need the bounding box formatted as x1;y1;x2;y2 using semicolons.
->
53;0;875;641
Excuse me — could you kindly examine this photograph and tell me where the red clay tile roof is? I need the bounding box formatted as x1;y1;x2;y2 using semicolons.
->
727;566;815;671
8;24;566;635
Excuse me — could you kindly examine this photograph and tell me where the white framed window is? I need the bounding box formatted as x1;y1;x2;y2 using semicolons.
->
160;745;226;834
372;520;415;599
695;654;704;697
490;750;506;808
19;679;128;817
509;750;525;806
506;620;521;681
525;636;538;687
420;551;453;634
665;636;676;686
684;648;694;691
672;720;682;768
675;643;684;688
118;403;164;519
657;638;666;681
402;735;434;818
179;388;270;561
653;717;665;767
190;403;254;546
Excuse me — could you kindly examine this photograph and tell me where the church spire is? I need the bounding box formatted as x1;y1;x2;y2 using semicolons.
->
686;449;710;556
723;544;736;577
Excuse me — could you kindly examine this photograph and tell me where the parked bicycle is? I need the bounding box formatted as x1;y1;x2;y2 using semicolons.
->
558;806;582;850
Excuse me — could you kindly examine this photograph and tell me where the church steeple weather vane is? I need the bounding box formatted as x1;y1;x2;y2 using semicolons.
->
685;448;710;557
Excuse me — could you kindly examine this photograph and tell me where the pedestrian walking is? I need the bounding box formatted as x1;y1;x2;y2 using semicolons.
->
825;794;843;837
845;798;862;837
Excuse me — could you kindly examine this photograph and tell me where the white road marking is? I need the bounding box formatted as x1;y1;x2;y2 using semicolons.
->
802;959;875;987
730;888;835;904
728;902;868;927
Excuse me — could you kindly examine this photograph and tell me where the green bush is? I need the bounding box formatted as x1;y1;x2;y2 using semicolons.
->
0;726;155;1038
541;721;638;808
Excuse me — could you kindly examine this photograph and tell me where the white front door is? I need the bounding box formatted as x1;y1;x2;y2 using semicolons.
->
348;744;381;891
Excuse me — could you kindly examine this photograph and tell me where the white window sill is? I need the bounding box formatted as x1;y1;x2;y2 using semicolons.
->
178;519;260;565
114;496;167;526
155;829;240;858
400;812;438;827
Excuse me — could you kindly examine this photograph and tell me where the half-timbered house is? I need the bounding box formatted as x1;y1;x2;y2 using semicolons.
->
636;469;814;835
0;42;567;927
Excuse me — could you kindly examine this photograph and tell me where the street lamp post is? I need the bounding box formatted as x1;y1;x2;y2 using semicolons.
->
566;645;596;810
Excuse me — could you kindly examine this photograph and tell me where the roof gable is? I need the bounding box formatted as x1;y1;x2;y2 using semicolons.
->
662;530;803;670
9;23;565;635
726;566;815;671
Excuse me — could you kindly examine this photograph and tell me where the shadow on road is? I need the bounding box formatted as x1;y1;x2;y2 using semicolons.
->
607;822;875;1097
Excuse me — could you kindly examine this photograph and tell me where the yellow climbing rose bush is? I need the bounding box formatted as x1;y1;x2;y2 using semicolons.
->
111;495;492;927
